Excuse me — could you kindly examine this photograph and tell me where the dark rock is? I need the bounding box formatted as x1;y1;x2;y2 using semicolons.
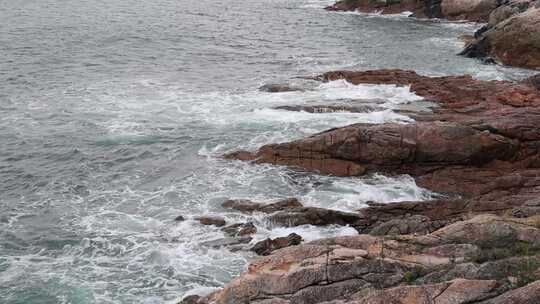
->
174;215;186;221
274;104;382;113
222;198;303;214
195;216;226;227
221;222;257;237
267;207;363;228
250;233;303;256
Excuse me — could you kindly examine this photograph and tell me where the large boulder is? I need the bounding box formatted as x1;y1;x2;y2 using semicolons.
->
462;8;540;69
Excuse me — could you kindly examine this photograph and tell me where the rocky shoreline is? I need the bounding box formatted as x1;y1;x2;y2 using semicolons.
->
179;2;540;304
326;0;540;69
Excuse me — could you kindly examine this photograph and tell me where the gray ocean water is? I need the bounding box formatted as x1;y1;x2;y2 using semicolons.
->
0;0;535;303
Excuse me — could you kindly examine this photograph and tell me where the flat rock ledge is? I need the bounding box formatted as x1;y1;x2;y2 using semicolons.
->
183;214;540;304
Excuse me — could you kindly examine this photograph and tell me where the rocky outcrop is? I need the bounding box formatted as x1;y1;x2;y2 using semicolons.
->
227;70;540;200
259;83;305;92
194;215;540;304
462;7;540;69
195;216;227;227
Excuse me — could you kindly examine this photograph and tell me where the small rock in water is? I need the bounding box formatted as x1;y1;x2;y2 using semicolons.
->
174;215;186;222
259;83;304;93
221;222;257;237
201;236;253;249
251;233;303;256
195;216;226;227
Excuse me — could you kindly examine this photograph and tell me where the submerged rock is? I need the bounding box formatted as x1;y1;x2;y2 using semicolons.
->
195;216;227;227
486;280;540;303
259;83;304;93
251;233;303;256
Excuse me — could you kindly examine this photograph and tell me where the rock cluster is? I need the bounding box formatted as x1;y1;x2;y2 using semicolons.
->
326;0;540;69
